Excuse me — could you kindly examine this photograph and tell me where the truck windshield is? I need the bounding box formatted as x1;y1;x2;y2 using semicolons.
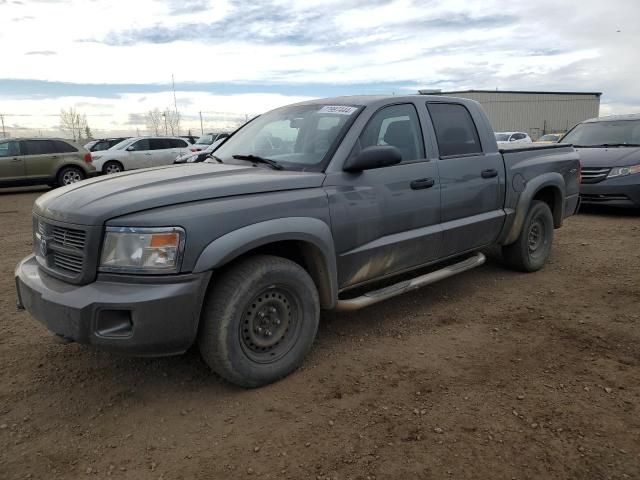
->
562;120;640;146
212;104;361;171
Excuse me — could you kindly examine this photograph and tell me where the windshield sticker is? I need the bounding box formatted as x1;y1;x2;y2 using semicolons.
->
318;105;358;115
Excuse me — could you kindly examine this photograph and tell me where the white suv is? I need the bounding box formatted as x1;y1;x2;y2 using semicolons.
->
495;132;532;145
91;136;191;174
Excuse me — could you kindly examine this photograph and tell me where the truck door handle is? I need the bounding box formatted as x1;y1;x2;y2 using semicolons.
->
481;169;498;178
10;157;21;162
410;178;435;190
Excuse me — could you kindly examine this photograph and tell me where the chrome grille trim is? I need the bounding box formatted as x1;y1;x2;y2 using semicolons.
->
581;167;611;184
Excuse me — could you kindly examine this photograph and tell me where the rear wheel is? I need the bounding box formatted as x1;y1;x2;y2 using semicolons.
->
198;255;320;387
502;200;554;272
56;166;85;187
103;161;123;174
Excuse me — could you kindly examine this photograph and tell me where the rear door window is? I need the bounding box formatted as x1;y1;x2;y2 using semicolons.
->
167;138;188;148
426;103;482;157
23;140;57;155
150;138;171;150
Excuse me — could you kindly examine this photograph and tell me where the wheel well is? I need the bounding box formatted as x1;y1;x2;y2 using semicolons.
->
55;164;86;179
102;160;123;171
217;240;333;309
533;186;563;228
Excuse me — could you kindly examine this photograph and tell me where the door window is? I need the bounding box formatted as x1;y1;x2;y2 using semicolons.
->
427;103;482;157
356;104;425;162
167;138;188;148
0;141;19;157
149;138;171;150
512;133;526;141
23;140;57;155
130;139;150;151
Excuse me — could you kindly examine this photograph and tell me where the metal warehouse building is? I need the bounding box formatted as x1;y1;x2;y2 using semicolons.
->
420;90;601;140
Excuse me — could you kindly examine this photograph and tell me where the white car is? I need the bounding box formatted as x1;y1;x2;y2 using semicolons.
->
91;136;191;174
190;132;231;152
495;132;532;145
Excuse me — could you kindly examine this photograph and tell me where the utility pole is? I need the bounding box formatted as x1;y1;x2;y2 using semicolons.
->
0;114;5;139
199;111;204;135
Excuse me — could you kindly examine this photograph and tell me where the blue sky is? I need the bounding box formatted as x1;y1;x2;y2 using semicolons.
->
0;0;638;137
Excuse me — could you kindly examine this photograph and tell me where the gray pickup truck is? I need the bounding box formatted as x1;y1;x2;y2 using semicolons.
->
15;95;580;387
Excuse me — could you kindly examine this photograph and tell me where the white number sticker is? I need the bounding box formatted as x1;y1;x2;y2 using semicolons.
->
318;105;358;115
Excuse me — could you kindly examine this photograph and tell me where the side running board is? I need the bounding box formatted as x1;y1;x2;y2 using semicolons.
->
335;252;486;311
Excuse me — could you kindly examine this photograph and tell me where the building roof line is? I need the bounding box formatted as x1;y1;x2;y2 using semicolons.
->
421;89;602;97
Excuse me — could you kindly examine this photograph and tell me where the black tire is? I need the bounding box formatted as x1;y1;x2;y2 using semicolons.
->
103;161;124;174
502;200;554;272
56;166;85;187
198;255;320;388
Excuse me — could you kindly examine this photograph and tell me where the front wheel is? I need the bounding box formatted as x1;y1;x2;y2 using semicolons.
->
198;255;320;388
56;166;85;186
502;200;554;272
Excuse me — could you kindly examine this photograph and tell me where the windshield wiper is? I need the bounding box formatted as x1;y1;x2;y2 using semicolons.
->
232;154;283;170
207;154;224;163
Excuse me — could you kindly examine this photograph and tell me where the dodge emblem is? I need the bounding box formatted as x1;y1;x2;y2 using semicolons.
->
40;237;48;257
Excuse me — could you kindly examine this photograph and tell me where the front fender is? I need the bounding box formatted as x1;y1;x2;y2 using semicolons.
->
192;217;338;308
501;173;565;245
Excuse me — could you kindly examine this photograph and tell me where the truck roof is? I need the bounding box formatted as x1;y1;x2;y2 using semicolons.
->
291;94;477;108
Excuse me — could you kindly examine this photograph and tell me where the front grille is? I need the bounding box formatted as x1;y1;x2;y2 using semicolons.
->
34;216;99;284
53;251;84;273
581;167;611;184
52;226;86;249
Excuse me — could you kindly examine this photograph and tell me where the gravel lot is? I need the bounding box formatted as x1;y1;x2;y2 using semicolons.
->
0;187;639;480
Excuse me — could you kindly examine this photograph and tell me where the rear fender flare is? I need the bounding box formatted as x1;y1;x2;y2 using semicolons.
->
502;173;565;245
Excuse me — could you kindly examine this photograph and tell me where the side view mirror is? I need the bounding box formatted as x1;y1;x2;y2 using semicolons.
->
343;145;402;173
126;145;135;151
509;137;516;142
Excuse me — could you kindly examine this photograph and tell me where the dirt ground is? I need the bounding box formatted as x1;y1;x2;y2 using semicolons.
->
0;187;639;480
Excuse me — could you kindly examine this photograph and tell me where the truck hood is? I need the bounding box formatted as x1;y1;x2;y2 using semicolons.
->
34;163;325;225
576;146;640;168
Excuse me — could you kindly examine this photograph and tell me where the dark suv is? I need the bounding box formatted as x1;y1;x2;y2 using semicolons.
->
0;138;96;187
84;138;130;152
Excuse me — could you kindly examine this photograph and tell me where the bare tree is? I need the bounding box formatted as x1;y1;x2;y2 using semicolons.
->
146;108;163;135
60;108;88;142
165;109;180;136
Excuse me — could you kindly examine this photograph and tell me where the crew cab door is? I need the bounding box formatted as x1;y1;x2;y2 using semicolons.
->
324;103;442;289
425;101;504;257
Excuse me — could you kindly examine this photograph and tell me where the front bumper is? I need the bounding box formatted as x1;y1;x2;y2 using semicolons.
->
580;175;640;207
15;255;211;356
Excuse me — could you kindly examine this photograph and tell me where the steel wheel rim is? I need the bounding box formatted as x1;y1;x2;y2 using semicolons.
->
239;286;301;364
106;163;121;174
62;170;82;185
528;217;546;258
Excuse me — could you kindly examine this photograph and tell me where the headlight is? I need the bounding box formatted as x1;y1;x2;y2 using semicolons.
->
99;227;185;274
607;164;640;178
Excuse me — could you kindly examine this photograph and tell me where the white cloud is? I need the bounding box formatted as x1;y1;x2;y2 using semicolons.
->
0;0;638;136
